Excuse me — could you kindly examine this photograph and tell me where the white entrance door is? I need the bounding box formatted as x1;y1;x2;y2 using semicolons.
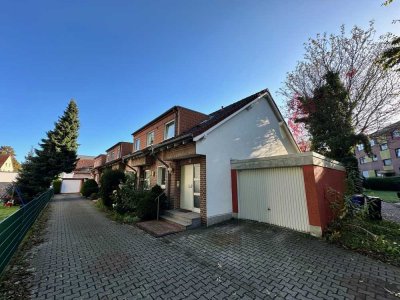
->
180;164;201;213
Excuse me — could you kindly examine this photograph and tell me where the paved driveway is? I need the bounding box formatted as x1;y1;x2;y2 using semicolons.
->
29;194;400;299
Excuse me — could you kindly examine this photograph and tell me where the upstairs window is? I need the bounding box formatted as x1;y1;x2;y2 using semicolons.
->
369;139;376;146
383;159;392;166
359;157;366;164
372;154;378;161
134;138;140;151
396;148;400;158
356;144;364;151
392;130;400;138
147;131;155;146
164;120;175;140
380;143;388;151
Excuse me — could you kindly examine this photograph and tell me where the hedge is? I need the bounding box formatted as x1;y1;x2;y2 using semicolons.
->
81;179;99;198
363;176;400;191
52;179;62;194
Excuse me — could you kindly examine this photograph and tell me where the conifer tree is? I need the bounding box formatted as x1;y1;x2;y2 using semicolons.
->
17;100;80;200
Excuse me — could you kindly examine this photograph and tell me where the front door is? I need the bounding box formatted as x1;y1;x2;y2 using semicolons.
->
180;164;201;213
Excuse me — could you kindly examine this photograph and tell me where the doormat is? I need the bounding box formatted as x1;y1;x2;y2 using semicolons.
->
136;220;185;237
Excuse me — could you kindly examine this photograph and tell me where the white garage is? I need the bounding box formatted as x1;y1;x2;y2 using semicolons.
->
61;179;83;194
231;152;347;236
236;166;310;232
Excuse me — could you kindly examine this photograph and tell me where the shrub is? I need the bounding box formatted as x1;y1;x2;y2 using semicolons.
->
135;185;167;220
89;192;98;200
112;173;137;214
363;176;400;191
99;169;126;207
52;179;62;194
81;179;99;198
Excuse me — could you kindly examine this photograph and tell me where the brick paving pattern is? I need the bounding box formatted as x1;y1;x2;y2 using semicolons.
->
29;194;400;299
382;201;400;224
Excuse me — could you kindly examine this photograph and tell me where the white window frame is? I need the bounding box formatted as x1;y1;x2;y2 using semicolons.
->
359;157;366;164
134;138;140;151
147;131;155;146
372;154;378;161
392;130;400;138
144;170;151;190
157;166;167;189
380;143;388;151
362;171;369;178
369;139;375;146
396;148;400;158
164;120;175;140
383;159;392;166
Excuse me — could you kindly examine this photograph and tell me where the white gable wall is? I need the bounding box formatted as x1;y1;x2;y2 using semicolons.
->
195;97;298;224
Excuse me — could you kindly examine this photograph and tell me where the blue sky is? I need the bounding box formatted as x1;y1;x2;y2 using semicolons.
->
1;1;399;162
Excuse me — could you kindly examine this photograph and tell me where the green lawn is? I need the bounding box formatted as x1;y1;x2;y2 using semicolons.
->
0;206;19;222
364;189;400;203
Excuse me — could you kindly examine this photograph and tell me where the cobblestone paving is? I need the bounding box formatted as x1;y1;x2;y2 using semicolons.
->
382;201;400;224
29;194;400;299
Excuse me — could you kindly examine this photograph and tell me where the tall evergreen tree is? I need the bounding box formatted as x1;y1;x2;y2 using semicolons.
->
296;72;369;192
17;100;80;200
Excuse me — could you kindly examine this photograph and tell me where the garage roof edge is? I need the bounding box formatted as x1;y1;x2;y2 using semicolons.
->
231;152;346;172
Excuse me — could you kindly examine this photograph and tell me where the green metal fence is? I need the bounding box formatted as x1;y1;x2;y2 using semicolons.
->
0;189;54;275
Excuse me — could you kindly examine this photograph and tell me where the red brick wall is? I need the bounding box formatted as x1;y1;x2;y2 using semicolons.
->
177;107;208;134
133;112;176;151
303;166;346;230
94;155;106;168
132;108;208;151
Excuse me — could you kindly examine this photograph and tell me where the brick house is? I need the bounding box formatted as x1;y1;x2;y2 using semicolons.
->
123;89;299;226
92;142;133;183
355;121;400;177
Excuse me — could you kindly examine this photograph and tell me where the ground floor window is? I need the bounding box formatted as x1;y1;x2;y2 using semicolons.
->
157;167;167;189
383;159;392;166
362;171;369;178
144;170;151;190
193;164;200;209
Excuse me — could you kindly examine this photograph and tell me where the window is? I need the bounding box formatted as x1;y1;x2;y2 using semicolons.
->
369;139;375;146
147;131;155;146
356;144;364;151
372;154;378;161
134;138;140;151
193;164;200;209
392;130;400;138
157;167;167;189
359;157;366;164
362;171;369;178
164;121;175;140
144;170;151;190
380;143;388;151
383;159;392;166
396;148;400;158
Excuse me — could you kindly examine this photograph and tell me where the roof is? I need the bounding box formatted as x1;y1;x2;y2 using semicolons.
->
75;158;94;170
94;154;106;159
131;106;207;136
77;155;96;160
124;88;294;161
183;89;269;137
105;141;132;153
370;120;400;138
0;155;11;168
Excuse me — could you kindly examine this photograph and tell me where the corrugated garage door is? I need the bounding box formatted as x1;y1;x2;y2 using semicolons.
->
61;180;82;194
237;167;310;232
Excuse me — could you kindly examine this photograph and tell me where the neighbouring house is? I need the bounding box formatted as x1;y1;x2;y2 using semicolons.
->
356;120;400;177
0;155;14;172
92;154;107;183
91;142;134;184
123;89;301;226
0;155;18;196
60;155;95;193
